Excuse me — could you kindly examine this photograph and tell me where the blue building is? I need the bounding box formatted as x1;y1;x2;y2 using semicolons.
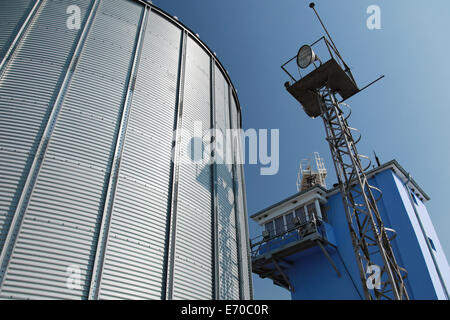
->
251;160;450;299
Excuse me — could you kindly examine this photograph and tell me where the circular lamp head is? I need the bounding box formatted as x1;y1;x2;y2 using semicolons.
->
296;45;316;69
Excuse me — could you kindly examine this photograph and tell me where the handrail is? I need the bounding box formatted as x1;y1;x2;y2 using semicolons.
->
280;36;348;84
250;219;327;258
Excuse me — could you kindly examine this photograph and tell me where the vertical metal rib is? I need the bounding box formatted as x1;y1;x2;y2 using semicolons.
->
160;19;186;302
236;108;253;299
0;0;100;288
87;5;149;300
0;0;42;76
210;56;220;300
165;29;188;300
228;87;243;299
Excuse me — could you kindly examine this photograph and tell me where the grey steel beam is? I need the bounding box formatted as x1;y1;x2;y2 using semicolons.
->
227;86;243;300
160;22;186;302
272;259;294;293
237;110;254;299
316;240;341;277
210;56;220;300
165;29;188;300
272;256;293;266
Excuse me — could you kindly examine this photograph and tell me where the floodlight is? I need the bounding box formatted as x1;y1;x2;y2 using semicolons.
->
296;44;317;69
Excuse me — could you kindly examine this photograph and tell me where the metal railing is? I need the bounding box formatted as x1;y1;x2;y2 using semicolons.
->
250;218;326;258
281;36;352;83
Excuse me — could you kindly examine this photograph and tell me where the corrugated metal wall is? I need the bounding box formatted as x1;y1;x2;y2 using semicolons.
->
0;0;95;299
0;0;36;60
97;9;182;300
0;0;251;300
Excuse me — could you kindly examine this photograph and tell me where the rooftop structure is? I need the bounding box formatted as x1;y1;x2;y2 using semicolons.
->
297;152;327;192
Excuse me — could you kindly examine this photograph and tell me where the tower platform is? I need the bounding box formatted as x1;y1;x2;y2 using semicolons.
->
285;58;359;118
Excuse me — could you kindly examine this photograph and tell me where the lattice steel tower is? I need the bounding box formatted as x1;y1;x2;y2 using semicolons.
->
281;3;409;299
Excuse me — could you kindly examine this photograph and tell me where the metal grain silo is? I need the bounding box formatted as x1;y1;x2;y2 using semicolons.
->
0;0;252;300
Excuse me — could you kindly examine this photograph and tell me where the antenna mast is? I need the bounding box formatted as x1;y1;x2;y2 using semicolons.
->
297;152;327;192
282;3;409;300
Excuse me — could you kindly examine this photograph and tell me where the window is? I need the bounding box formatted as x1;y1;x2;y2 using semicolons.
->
275;216;285;236
410;192;418;205
307;203;317;221
428;237;436;251
265;221;275;237
295;207;307;224
285;212;295;231
320;204;328;222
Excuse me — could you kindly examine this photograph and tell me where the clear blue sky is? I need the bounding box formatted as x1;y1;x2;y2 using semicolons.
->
154;0;450;299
